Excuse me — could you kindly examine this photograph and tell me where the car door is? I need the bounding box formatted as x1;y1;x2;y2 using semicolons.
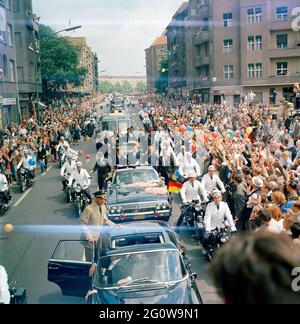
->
48;240;93;297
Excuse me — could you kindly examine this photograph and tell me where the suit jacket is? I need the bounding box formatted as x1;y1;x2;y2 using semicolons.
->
233;184;248;219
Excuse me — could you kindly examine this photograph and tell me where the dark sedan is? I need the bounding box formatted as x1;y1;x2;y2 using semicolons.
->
47;222;202;304
107;166;172;223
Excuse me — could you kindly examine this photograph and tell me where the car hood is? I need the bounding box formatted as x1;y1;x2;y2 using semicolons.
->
94;281;195;304
108;186;168;205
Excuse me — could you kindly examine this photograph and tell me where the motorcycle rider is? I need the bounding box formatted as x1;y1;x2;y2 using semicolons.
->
176;171;208;232
60;155;76;191
56;137;69;153
68;161;92;204
0;265;10;304
62;144;78;163
0;171;11;207
201;165;226;197
178;152;201;183
203;190;237;251
16;150;35;181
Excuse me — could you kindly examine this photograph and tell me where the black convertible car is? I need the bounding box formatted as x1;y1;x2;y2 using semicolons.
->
107;166;172;223
48;222;202;304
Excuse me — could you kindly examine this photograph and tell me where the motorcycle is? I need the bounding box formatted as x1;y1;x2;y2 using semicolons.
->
72;184;90;218
181;200;206;238
203;226;235;261
57;148;65;169
63;175;72;203
0;191;12;215
19;167;35;193
9;282;27;304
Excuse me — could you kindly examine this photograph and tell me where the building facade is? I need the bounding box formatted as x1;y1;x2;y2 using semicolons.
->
93;53;99;93
145;33;168;92
13;0;41;118
186;0;300;105
166;2;189;95
0;0;19;126
66;37;96;96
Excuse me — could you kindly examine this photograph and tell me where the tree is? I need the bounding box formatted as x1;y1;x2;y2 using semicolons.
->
121;81;133;94
39;25;87;99
136;81;147;94
155;57;168;94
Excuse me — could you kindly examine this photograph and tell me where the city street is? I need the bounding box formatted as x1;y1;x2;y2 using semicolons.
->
0;103;221;304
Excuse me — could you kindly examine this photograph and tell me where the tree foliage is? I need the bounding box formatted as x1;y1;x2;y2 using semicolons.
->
99;80;146;94
39;25;87;98
155;57;168;94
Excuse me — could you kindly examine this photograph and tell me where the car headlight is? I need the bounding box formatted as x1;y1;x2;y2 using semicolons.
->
117;207;123;214
156;204;162;211
161;203;169;210
195;205;201;212
110;207;117;214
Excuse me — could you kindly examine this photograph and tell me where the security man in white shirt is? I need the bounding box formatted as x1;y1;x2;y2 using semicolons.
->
0;172;11;206
201;165;226;196
0;265;10;304
176;172;208;232
69;161;92;203
60;155;77;190
178;152;201;182
17;151;35;181
202;190;237;250
56;137;69;153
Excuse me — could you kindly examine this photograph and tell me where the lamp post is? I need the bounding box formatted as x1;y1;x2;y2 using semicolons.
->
31;25;82;123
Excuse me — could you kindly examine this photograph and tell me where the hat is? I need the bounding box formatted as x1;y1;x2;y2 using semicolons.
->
212;190;222;198
208;165;216;171
248;193;261;205
188;171;197;178
94;190;107;199
252;176;264;188
76;161;83;167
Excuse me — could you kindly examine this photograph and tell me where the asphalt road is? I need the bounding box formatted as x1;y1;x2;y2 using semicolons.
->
0;102;222;304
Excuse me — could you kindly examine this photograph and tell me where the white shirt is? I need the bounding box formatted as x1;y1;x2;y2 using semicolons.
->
57;140;69;152
267;219;284;234
60;160;76;177
179;158;201;177
62;148;78;161
17;156;34;170
201;173;226;194
176;152;187;167
205;202;236;232
69;169;91;189
0;266;10;304
0;174;8;192
180;180;208;204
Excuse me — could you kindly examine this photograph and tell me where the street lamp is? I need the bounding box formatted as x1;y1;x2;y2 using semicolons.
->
30;25;82;123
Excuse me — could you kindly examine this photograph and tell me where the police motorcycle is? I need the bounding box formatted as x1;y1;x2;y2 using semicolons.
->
0;191;12;215
19;166;35;193
70;184;91;218
9;282;27;304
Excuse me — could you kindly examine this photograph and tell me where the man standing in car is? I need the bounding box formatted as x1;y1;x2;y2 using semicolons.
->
80;191;118;263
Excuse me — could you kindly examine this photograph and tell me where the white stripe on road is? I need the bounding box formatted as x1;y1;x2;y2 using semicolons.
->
13;164;54;207
14;188;33;207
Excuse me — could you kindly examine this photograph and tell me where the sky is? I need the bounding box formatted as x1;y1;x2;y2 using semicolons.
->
32;0;185;76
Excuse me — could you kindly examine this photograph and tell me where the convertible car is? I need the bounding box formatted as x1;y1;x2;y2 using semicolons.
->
48;222;202;304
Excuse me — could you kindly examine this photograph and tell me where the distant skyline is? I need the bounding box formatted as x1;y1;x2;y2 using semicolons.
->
33;0;184;76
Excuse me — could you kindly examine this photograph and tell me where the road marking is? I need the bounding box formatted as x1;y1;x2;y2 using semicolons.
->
14;188;33;207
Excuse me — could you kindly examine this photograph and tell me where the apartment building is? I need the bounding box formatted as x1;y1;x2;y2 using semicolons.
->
145;32;168;92
186;0;300;105
166;2;189;95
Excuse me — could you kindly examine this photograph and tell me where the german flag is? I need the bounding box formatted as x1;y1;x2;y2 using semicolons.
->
168;181;183;193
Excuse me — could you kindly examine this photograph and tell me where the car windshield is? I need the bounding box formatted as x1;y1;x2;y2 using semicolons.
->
94;250;186;289
102;120;130;132
114;169;160;187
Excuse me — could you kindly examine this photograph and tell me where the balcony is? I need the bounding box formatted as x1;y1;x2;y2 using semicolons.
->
268;74;300;84
269;46;300;59
194;56;210;67
194;31;210;45
269;17;293;31
194;77;210;89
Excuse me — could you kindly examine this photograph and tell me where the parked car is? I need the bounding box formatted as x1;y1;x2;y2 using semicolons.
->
107;166;172;223
48;221;202;304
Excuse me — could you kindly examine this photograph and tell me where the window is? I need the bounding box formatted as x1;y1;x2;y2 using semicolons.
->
12;0;20;12
277;34;288;49
248;36;255;51
255;35;262;50
15;32;22;48
248;64;255;78
248;63;263;78
223;39;233;53
248;7;262;24
277;62;288;76
224;65;233;80
276;6;288;21
2;55;8;80
7;23;13;46
9;59;15;82
17;66;24;82
256;63;262;78
223;13;233;27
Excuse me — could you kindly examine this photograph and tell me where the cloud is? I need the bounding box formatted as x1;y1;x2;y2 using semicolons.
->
33;0;184;75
